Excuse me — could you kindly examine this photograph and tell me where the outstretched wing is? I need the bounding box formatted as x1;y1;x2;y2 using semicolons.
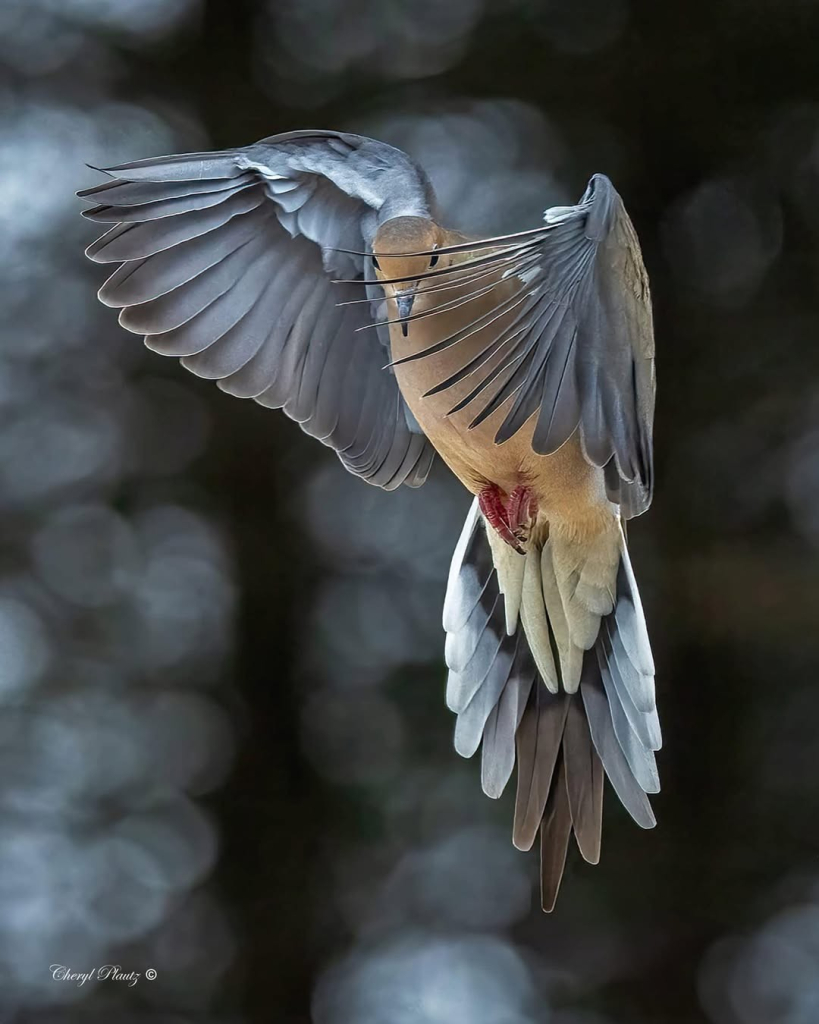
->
79;130;437;490
390;174;655;516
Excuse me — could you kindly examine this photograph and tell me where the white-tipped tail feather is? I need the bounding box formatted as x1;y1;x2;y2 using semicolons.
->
443;499;660;911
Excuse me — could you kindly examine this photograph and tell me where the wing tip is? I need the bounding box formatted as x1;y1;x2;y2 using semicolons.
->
76;164;112;197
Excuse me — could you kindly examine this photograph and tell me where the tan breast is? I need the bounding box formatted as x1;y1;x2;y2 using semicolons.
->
387;251;606;523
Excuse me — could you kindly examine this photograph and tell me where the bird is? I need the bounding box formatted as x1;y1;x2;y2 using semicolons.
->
78;128;659;912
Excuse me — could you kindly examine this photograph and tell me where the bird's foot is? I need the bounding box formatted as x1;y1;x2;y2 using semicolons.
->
478;484;538;554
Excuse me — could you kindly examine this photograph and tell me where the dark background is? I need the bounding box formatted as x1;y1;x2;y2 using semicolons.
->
1;0;818;1022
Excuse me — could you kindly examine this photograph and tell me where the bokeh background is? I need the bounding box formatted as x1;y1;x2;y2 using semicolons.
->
1;0;818;1021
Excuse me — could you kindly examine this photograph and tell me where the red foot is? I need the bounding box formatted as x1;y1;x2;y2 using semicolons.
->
478;484;538;554
506;485;537;530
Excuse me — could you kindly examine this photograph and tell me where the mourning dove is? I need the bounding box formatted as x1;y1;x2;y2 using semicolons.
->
79;129;659;911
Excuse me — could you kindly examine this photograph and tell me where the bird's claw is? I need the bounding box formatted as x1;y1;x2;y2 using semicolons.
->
478;484;537;554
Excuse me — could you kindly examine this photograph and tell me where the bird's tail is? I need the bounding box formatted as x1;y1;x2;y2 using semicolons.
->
443;499;661;911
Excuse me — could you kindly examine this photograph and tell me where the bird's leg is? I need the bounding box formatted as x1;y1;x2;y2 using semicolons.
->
478;484;537;554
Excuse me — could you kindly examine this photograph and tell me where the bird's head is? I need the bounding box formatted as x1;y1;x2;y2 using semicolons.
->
371;217;444;336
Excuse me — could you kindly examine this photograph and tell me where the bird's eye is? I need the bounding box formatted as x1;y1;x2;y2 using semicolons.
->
429;253;439;267
371;255;380;270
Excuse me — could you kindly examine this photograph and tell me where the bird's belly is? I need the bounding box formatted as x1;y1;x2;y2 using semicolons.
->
387;270;609;523
394;352;606;522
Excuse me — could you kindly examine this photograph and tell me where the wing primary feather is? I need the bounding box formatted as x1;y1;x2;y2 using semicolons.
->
80;179;257;222
467;346;537;430
78;173;256;206
361;259;537;335
425;288;551;400
333;240;541;287
386;284;538;371
335;248;540;308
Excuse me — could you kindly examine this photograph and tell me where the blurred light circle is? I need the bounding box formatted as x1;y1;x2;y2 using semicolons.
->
0;596;51;697
728;903;819;1024
416;770;503;840
0;0;200;69
0;401;121;507
31;504;139;608
111;800;219;892
45;688;150;802
84;800;217;943
83;834;173;943
0;3;85;76
305;463;466;582
139;690;234;795
131;505;235;671
313;931;536;1024
48;0;202;39
0;830;91;932
387;826;532;930
461;168;567;237
309;576;426;683
661;176;782;303
260;0;484;101
0;708;91;814
0;100;178;255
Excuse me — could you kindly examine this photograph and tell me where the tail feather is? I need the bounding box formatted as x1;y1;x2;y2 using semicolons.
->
606;614;655;714
454;631;518;757
539;754;573;912
563;697;604;865
442;499;492;633
550;525;620;649
513;685;569;851
480;649;535;799
581;667;656;829
540;540;585;692
520;547;559;692
599;649;661;793
443;499;660;911
445;627;504;714
613;553;655;676
444;587;502;674
485;524;525;635
599;623;661;748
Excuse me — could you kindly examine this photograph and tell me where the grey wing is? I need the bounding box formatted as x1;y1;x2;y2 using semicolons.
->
391;174;655;516
78;130;437;490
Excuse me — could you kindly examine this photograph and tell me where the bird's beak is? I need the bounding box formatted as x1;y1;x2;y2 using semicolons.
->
395;289;416;337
